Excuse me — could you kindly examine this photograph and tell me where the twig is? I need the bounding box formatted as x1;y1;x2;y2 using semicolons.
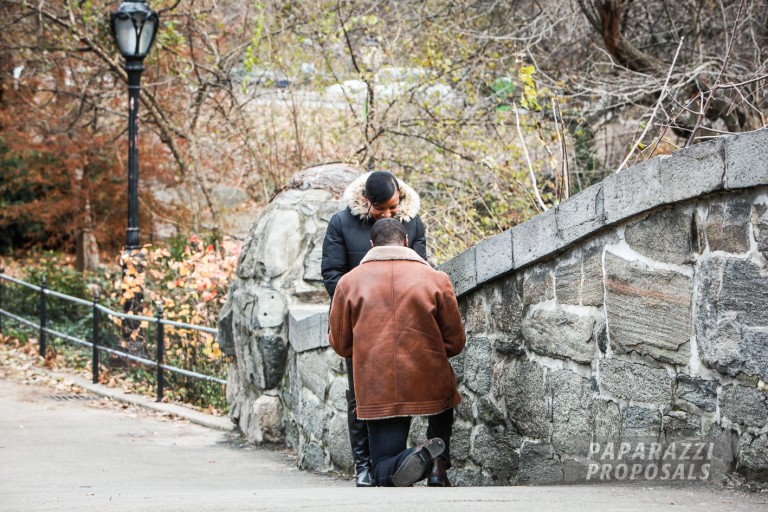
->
686;0;746;147
513;102;547;212
616;37;684;173
552;96;569;200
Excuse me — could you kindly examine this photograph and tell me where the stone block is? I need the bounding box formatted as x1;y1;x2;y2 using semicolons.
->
477;396;506;427
738;432;768;472
460;292;488;335
603;158;662;225
720;385;768;428
551;370;593;455
489;276;524;337
705;200;752;254
621;406;662;438
217;285;236;356
581;246;605;307
440;247;477;296
754;202;768;260
245;334;288;390
661;138;725;203
296;348;334;399
494;335;526;356
254;208;305;278
451;465;488;487
695;257;768;381
234;283;287;330
288;304;330;353
504;358;549;439
555;259;581;305
516;443;564;485
662;410;701;437
455;388;473;421
724;128;768;189
451;419;473;461
512;208;561;269
523;265;554;306
592;400;622;438
470;424;521;479
556;182;605;245
625;208;701;265
676;375;717;412
298;387;328;441
522;309;597;364
600;359;673;404
328;376;348;412
251;394;283;443
604;251;693;365
299;440;327;471
302;232;325;281
476;229;514;284
464;337;493;395
327;412;352;472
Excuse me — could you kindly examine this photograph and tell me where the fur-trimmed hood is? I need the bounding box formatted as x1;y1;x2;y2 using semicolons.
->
360;246;429;266
342;172;421;222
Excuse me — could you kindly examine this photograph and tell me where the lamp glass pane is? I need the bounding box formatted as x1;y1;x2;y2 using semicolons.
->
138;17;157;56
114;17;138;56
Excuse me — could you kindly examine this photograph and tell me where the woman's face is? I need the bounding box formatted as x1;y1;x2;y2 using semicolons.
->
367;190;399;220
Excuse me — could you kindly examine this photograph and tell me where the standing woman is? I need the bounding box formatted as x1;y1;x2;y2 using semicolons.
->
321;170;427;487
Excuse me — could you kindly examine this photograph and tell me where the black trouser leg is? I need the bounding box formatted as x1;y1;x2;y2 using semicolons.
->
367;409;455;487
427;408;454;467
367;415;413;487
346;358;373;486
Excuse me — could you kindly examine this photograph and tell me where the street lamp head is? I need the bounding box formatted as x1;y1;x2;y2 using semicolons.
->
110;0;159;61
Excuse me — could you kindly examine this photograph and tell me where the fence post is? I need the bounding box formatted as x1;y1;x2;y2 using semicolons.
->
156;304;165;402
39;275;47;359
92;291;100;384
0;268;4;334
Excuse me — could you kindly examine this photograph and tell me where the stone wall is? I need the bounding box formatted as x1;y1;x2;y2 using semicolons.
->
218;163;358;455
220;129;768;484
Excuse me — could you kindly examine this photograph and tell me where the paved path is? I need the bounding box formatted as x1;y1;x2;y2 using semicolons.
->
1;373;767;511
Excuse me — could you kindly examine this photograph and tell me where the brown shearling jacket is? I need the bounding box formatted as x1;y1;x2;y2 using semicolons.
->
328;245;466;420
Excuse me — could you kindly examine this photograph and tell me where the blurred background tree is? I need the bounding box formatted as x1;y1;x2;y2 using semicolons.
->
0;0;764;262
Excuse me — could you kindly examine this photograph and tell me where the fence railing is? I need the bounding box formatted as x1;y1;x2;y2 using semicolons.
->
0;271;226;402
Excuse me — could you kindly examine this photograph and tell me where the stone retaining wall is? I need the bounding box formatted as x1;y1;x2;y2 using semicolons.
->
220;129;768;484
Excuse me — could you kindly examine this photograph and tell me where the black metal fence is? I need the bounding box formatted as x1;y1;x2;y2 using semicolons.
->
0;271;226;403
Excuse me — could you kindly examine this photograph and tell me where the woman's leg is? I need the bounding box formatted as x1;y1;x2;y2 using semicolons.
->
346;358;372;486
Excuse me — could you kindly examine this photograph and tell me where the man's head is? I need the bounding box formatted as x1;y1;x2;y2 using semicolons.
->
371;218;408;247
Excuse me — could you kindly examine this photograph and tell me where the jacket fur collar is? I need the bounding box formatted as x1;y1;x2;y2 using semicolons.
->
360;246;429;265
342;172;421;223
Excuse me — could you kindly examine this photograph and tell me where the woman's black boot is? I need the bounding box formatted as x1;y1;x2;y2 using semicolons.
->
347;390;373;486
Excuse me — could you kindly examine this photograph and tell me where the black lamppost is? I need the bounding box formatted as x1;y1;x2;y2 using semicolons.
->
110;0;159;251
110;1;159;353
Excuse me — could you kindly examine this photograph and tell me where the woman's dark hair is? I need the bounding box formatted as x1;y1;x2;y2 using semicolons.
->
364;171;399;205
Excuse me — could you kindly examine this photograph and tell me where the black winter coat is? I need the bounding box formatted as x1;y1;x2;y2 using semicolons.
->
321;173;427;298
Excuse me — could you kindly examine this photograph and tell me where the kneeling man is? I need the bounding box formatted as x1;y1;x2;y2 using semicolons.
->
329;218;466;487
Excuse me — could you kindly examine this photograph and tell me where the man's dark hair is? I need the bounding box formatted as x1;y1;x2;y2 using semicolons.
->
371;218;407;246
364;171;399;205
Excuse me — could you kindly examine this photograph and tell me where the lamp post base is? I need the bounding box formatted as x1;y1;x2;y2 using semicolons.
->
119;248;147;358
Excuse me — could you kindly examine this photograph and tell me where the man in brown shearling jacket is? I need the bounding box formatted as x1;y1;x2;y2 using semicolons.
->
329;218;466;487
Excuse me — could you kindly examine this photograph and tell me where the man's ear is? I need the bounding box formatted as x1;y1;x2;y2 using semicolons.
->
370;240;374;248
404;235;409;247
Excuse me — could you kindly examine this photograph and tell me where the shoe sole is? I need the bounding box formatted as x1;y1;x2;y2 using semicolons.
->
392;438;445;487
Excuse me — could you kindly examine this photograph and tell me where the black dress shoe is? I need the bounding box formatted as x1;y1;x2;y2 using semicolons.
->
427;457;451;487
392;438;445;487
